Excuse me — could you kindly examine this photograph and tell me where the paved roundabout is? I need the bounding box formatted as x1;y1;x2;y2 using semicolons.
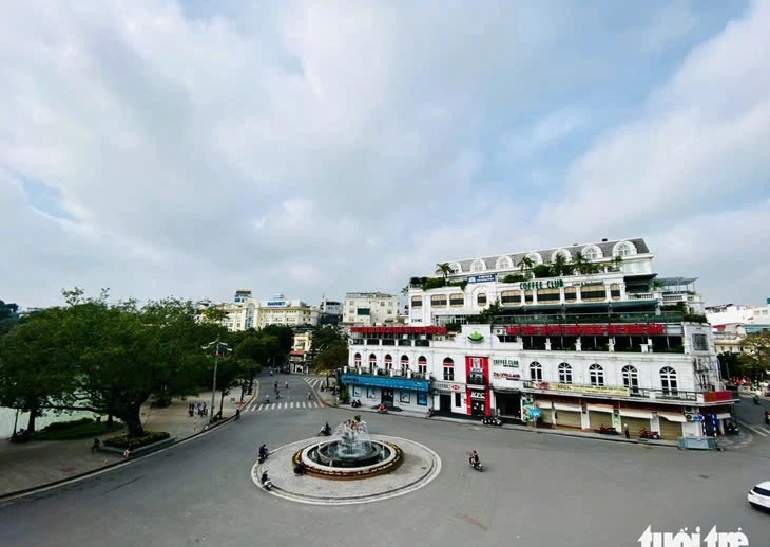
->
252;435;442;505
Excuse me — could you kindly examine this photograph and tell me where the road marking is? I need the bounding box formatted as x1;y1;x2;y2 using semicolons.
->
738;421;768;437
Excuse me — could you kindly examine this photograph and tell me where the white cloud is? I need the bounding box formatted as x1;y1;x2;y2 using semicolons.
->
0;0;766;309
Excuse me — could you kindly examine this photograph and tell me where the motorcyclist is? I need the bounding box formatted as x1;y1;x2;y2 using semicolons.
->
323;422;331;435
468;449;480;467
753;394;760;404
258;444;268;460
286;381;289;389
261;471;272;490
265;394;270;404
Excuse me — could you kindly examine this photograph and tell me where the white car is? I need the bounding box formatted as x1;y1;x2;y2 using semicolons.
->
748;481;770;510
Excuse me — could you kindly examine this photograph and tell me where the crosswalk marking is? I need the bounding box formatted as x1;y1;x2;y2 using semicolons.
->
247;401;320;412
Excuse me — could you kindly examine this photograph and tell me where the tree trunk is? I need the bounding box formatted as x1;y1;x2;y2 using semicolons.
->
26;407;39;434
219;389;226;416
125;408;144;438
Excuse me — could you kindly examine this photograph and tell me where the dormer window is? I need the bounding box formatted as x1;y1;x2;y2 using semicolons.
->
470;258;487;272
551;249;572;263
495;255;514;270
613;240;637;257
582;246;602;260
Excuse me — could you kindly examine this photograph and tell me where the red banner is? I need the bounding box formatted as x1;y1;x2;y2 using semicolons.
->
505;323;665;336
703;391;734;402
465;357;490;417
350;326;447;334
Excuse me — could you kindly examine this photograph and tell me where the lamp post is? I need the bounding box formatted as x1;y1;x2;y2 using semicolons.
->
203;336;231;423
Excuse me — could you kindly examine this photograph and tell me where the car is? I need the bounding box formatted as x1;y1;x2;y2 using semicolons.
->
748;481;770;511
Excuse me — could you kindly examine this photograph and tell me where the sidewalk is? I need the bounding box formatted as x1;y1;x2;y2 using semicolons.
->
0;388;255;499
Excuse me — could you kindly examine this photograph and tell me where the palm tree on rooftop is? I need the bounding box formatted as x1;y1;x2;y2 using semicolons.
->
518;256;534;275
436;263;452;279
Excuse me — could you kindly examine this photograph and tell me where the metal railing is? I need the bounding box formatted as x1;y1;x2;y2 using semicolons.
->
520;379;702;401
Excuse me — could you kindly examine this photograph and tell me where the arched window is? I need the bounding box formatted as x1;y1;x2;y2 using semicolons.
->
551;249;572;264
582;245;602;260
558;363;572;383
470;258;486;272
496;255;514;270
525;252;543;266
450;262;463;274
477;292;487;306
589;364;604;386
401;355;409;369
354;352;361;365
660;366;678;395
530;361;543;381
368;354;377;368
384;354;392;370
613;240;637;257
442;357;455;381
418;356;428;375
622;365;638;394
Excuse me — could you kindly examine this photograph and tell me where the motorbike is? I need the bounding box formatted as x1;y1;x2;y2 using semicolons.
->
318;427;332;436
426;408;437;418
725;422;739;435
261;472;273;491
638;428;660;440
481;416;502;426
466;453;483;472
257;446;269;464
753;395;760;404
597;425;619;435
378;407;388;414
351;399;362;408
765;411;770;425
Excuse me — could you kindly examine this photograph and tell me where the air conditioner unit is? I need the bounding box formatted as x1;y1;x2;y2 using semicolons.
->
685;413;694;422
684;407;698;414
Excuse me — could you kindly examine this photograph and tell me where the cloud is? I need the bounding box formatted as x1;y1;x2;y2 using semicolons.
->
0;0;765;309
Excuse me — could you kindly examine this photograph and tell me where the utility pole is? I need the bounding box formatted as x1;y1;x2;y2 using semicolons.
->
203;335;230;424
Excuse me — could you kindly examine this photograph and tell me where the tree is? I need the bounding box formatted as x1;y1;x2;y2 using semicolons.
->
738;330;770;382
235;332;279;366
262;324;293;356
311;325;346;353
401;286;409;296
0;307;77;433
0;300;19;337
435;263;452;279
610;256;623;272
316;343;348;373
518;256;534;275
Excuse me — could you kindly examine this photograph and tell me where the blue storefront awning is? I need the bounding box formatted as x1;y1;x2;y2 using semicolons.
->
341;374;430;392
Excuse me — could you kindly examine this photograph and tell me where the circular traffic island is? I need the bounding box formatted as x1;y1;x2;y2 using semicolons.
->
252;431;441;505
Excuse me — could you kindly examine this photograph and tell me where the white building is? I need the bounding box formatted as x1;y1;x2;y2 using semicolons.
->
344;292;399;326
257;294;319;328
343;323;734;439
407;238;706;326
707;302;770;327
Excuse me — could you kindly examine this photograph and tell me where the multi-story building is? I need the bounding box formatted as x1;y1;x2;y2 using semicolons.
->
407;238;706;326
318;296;343;325
292;330;313;352
195;299;255;331
256;294;319;328
341;238;736;439
344;292;399;326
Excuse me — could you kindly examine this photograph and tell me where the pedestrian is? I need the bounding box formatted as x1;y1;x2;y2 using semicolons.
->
624;423;630;439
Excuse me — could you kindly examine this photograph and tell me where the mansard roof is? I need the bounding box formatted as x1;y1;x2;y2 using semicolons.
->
446;238;650;274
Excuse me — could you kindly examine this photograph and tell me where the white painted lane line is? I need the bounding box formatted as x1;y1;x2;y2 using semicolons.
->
739;421;768;437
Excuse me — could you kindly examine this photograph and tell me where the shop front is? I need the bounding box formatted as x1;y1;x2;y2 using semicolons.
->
341;374;430;411
492;371;522;418
432;380;465;414
465;356;491;417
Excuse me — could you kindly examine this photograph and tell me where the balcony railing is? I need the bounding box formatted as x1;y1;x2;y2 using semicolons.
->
520;379;704;402
441;312;686;326
345;366;430;380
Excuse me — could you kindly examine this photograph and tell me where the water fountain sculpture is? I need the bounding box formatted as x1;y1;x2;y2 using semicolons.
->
294;419;403;480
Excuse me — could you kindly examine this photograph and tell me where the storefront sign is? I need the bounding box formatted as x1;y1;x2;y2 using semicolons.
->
341;374;429;392
493;359;519;367
470;391;486;400
267;301;286;307
520;279;564;290
467;331;484;343
506;323;665;336
467;274;497;284
433;381;464;392
493;372;520;381
552;382;630;397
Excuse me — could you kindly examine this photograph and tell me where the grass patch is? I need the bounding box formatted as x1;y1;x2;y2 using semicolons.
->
35;420;124;440
103;431;171;450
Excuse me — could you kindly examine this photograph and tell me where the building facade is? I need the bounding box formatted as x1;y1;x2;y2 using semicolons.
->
407;238;706;327
256;294;319;328
343;323;734;439
344;292;400;326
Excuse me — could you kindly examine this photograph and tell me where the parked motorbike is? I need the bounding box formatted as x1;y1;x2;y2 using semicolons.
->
481;416;502;426
725;422;739;435
426;408;437;418
378;408;388;414
638;428;660;440
597;425;618;435
351;399;362;408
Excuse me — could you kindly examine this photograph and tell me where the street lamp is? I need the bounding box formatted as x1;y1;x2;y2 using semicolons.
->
202;335;231;423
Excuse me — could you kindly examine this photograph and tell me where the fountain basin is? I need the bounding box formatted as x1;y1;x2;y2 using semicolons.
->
295;440;403;480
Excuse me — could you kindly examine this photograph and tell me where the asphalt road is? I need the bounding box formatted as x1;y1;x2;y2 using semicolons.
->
734;392;770;438
1;373;768;547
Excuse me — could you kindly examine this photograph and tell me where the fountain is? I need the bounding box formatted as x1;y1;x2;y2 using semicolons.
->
294;419;403;480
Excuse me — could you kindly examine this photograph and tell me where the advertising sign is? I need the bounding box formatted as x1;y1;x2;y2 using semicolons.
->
506;324;665;336
341;374;429;392
493;358;519;367
267;301;286;307
466;274;497;284
433;381;464;392
552;382;630;397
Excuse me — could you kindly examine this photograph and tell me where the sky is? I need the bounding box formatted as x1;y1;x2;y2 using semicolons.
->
2;0;769;309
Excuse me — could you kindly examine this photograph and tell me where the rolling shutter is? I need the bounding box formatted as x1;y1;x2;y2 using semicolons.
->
657;418;683;439
589;410;613;430
556;411;582;429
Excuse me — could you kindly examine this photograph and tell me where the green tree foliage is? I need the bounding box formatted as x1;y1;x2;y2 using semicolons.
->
735;330;770;381
311;326;346;353
0;300;19;337
315;343;348;373
261;324;294;356
0;288;216;437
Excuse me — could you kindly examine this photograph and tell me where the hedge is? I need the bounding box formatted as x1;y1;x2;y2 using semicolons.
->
103;431;171;450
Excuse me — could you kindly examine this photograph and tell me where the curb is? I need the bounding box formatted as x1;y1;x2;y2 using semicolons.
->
0;391;256;504
304;377;337;408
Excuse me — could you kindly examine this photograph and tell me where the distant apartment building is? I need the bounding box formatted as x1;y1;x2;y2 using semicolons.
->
318;295;343;325
257;294;319;328
344;292;399;326
707;300;770;356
